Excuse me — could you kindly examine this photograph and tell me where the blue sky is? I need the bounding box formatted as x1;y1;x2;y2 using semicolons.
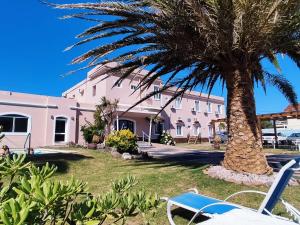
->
1;0;300;114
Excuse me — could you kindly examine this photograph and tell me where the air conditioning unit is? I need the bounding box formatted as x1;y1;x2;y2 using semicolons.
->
215;111;220;115
191;107;195;112
171;105;175;109
193;118;198;122
178;117;182;120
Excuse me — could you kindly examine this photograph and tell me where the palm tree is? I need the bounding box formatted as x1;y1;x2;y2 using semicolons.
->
54;0;300;174
95;97;119;136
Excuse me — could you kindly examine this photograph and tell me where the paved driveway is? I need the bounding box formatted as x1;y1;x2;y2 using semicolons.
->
142;143;300;171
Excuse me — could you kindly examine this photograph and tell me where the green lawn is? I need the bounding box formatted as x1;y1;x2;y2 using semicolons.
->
33;148;300;224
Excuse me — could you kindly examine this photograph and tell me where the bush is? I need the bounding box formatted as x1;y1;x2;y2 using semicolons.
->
0;155;161;225
81;125;104;144
106;129;138;154
160;131;176;146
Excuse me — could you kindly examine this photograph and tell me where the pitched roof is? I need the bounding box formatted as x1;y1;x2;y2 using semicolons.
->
284;104;300;112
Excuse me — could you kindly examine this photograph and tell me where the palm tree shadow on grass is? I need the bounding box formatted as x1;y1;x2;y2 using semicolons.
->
121;151;298;172
26;153;94;174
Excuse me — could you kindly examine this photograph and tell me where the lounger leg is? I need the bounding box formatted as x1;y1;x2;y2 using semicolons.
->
167;201;176;225
187;211;201;225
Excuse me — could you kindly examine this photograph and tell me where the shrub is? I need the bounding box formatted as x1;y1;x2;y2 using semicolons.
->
106;129;138;154
160;131;176;146
0;155;161;225
81;125;104;144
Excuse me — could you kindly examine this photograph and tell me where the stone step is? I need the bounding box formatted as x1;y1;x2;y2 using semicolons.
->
137;141;152;149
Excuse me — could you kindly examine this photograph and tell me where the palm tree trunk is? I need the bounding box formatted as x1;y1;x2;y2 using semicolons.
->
223;69;272;175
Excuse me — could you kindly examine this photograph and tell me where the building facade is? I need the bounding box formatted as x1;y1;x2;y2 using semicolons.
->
0;62;224;148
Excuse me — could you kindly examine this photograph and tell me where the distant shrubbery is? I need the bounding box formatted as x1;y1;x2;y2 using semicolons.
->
0;155;161;225
106;129;138;154
160;131;176;146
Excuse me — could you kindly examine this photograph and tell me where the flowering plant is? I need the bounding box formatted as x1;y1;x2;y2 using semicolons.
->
106;129;138;154
160;130;176;146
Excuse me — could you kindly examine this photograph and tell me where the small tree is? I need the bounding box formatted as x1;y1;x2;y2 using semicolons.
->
95;97;119;136
261;120;274;129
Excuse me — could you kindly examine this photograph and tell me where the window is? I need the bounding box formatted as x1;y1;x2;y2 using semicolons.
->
116;80;122;88
0;114;29;133
92;85;97;96
154;122;164;135
176;124;183;136
131;84;137;90
175;97;182;109
195;100;200;112
207;102;212;113
54;117;67;143
217;105;222;114
153;85;161;100
193;125;200;136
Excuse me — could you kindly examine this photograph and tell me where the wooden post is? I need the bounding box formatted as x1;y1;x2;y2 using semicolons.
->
273;119;278;148
148;116;153;145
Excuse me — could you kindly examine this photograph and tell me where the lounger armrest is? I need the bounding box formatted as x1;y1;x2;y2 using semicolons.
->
187;188;199;194
224;190;268;202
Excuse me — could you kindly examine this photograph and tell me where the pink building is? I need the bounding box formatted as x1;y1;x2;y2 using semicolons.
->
0;63;224;148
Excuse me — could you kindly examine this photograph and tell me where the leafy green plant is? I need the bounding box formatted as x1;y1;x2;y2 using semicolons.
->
81;125;104;144
0;155;161;225
160;131;175;146
106;130;138;154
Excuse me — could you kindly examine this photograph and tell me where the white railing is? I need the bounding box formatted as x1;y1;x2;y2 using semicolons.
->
142;131;150;143
24;133;31;150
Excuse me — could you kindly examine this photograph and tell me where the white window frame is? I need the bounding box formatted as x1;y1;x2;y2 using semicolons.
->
195;100;200;112
153;85;161;100
92;85;97;97
193;125;200;136
175;97;182;109
0;113;31;136
217;105;222;114
176;124;183;136
53;116;69;144
207;102;212;113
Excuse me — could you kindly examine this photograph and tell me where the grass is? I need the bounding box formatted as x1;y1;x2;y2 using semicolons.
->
176;142;300;155
32;148;300;224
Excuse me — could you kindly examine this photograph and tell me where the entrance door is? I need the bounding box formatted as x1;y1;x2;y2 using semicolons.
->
115;119;135;133
54;117;67;143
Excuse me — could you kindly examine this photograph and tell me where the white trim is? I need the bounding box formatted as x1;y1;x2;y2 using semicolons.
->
0;100;58;109
175;97;182;110
153;85;161;101
176;124;184;137
53;115;70;145
217;104;222;114
194;100;200;112
113;118;136;134
207;102;212;113
0;112;32;135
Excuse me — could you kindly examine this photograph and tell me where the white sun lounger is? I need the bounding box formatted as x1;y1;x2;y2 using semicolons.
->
197;208;298;225
166;158;300;225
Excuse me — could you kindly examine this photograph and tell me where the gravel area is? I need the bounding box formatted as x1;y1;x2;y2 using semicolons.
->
204;166;299;186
